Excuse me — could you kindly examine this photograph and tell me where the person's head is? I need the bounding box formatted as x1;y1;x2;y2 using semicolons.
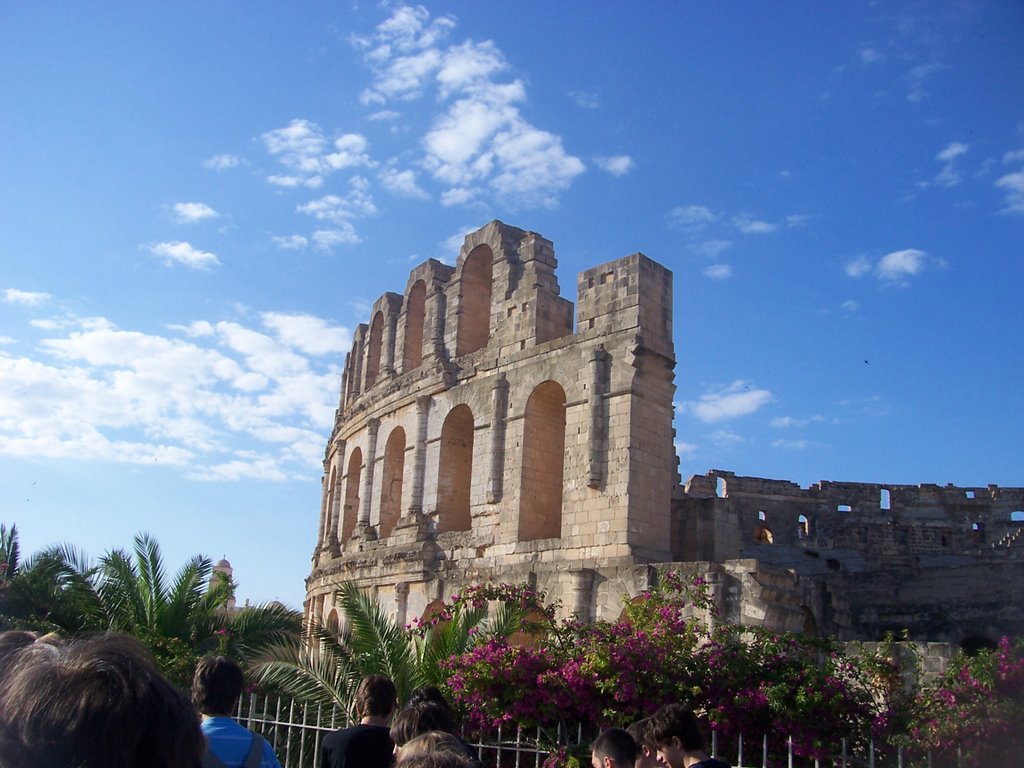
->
0;630;42;680
626;718;658;768
395;730;467;762
391;701;455;747
0;632;203;768
192;655;244;716
397;751;475;768
355;674;398;720
646;704;706;768
591;727;638;768
408;685;451;710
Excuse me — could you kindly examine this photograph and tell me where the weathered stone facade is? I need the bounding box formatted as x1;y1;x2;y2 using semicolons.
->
305;221;1024;648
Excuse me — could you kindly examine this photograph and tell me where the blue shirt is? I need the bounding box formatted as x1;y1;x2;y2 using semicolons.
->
202;716;283;768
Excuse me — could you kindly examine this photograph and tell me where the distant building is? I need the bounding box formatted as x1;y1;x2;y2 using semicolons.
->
305;221;1024;648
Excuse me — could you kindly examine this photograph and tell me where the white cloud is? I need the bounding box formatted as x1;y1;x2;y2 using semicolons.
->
594;155;634;177
876;248;926;282
149;241;219;270
1003;149;1024;164
172;202;219;223
261;120;373;187
297;187;377;224
323;134;375;171
680;380;772;423
355;6;584;210
845;256;873;278
703;264;733;280
569;90;600;109
669;205;717;230
841;299;860;313
785;214;811;228
907;62;944;103
5;289;51;306
380;166;430;199
0;307;347;481
261;312;351;356
995;169;1024;215
271;235;309;251
202;154;243;170
733;214;778;234
770;415;824;429
858;47;884;64
708;429;745;447
674;440;698;457
937;142;969;162
368;110;401;122
692;240;733;259
771;438;816;450
312;227;360;251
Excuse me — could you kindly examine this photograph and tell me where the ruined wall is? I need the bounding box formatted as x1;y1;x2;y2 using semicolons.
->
306;221;677;627
305;222;1024;648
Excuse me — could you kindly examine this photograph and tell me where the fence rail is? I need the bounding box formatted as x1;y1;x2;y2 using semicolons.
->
235;694;964;768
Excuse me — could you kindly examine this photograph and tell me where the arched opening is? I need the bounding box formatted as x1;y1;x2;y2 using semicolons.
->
519;381;567;541
365;311;384;389
437;405;474;532
757;510;767;522
379;427;406;539
801;606;818;636
341;447;362;546
797;514;810;539
1011;510;1024;523
715;476;727;498
325;607;341;631
456;245;493;356
960;635;997;656
880;488;891;510
754;525;774;544
402;280;426;371
971;521;985;543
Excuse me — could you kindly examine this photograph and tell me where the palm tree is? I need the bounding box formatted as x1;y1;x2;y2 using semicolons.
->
251;581;525;715
0;524;100;633
0;526;301;685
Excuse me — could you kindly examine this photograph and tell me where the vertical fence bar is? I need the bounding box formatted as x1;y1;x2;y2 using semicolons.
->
737;733;743;768
314;702;324;768
284;698;295;768
762;734;768;768
840;737;848;768
787;735;793;768
869;738;875;768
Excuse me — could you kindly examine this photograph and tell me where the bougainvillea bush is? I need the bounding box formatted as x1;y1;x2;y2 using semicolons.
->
425;574;1020;766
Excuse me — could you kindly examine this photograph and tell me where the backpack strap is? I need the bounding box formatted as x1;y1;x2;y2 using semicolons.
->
202;750;229;768
245;733;265;768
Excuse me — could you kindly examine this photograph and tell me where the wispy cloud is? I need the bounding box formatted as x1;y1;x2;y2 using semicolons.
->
262;121;375;189
149;241;219;270
846;249;936;284
202;154;243;170
172;202;220;223
271;235;309;251
669;205;718;230
312;227;361;251
858;47;884;64
679;380;772;423
352;6;584;210
569;89;600;109
996;168;1024;215
380;166;430;199
0;308;348;479
703;264;733;280
4;289;51;306
733;214;778;234
934;141;969;187
692;240;733;259
594;155;634;177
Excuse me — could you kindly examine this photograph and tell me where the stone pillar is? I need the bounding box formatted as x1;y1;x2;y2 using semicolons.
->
315;466;329;555
428;285;447;359
357;418;380;540
382;311;398;378
395;581;409;629
328;439;346;554
570;569;595;623
406;396;431;516
588;345;609;488
487;373;509;503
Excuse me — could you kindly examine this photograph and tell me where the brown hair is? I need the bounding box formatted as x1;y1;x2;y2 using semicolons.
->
395;730;469;762
355;674;397;719
646;703;705;752
0;632;203;768
192;655;244;716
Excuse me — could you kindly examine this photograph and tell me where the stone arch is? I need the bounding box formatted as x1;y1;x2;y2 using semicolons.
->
797;514;810;539
365;311;384;390
1011;510;1024;523
341;447;362;546
754;525;774;544
402;280;427;372
801;606;818;636
379;427;406;539
456;245;493;356
437;405;474;532
325;606;341;631
519;380;567;541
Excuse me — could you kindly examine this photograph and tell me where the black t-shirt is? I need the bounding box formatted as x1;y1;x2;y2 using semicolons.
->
321;723;394;768
691;760;731;768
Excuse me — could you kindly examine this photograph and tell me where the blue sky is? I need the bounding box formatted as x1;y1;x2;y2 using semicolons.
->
2;2;1022;609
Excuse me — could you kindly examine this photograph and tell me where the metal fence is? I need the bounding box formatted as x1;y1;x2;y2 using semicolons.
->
235;693;964;768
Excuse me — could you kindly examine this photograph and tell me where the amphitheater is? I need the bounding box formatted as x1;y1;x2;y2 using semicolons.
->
306;220;1024;650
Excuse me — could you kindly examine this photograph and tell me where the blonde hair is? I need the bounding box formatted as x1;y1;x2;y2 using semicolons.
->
396;731;469;763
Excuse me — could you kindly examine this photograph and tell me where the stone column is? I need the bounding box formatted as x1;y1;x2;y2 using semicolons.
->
428;285;447;359
327;439;346;554
406;396;431;516
382;311;398;378
315;466;329;555
487;373;509;503
357;418;380;540
395;581;409;629
588;345;609;488
569;569;595;623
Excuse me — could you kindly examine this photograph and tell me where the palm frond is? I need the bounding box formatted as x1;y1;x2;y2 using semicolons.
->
161;554;212;640
133;532;168;628
336;581;414;700
98;548;145;631
219;602;303;663
0;524;19;580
